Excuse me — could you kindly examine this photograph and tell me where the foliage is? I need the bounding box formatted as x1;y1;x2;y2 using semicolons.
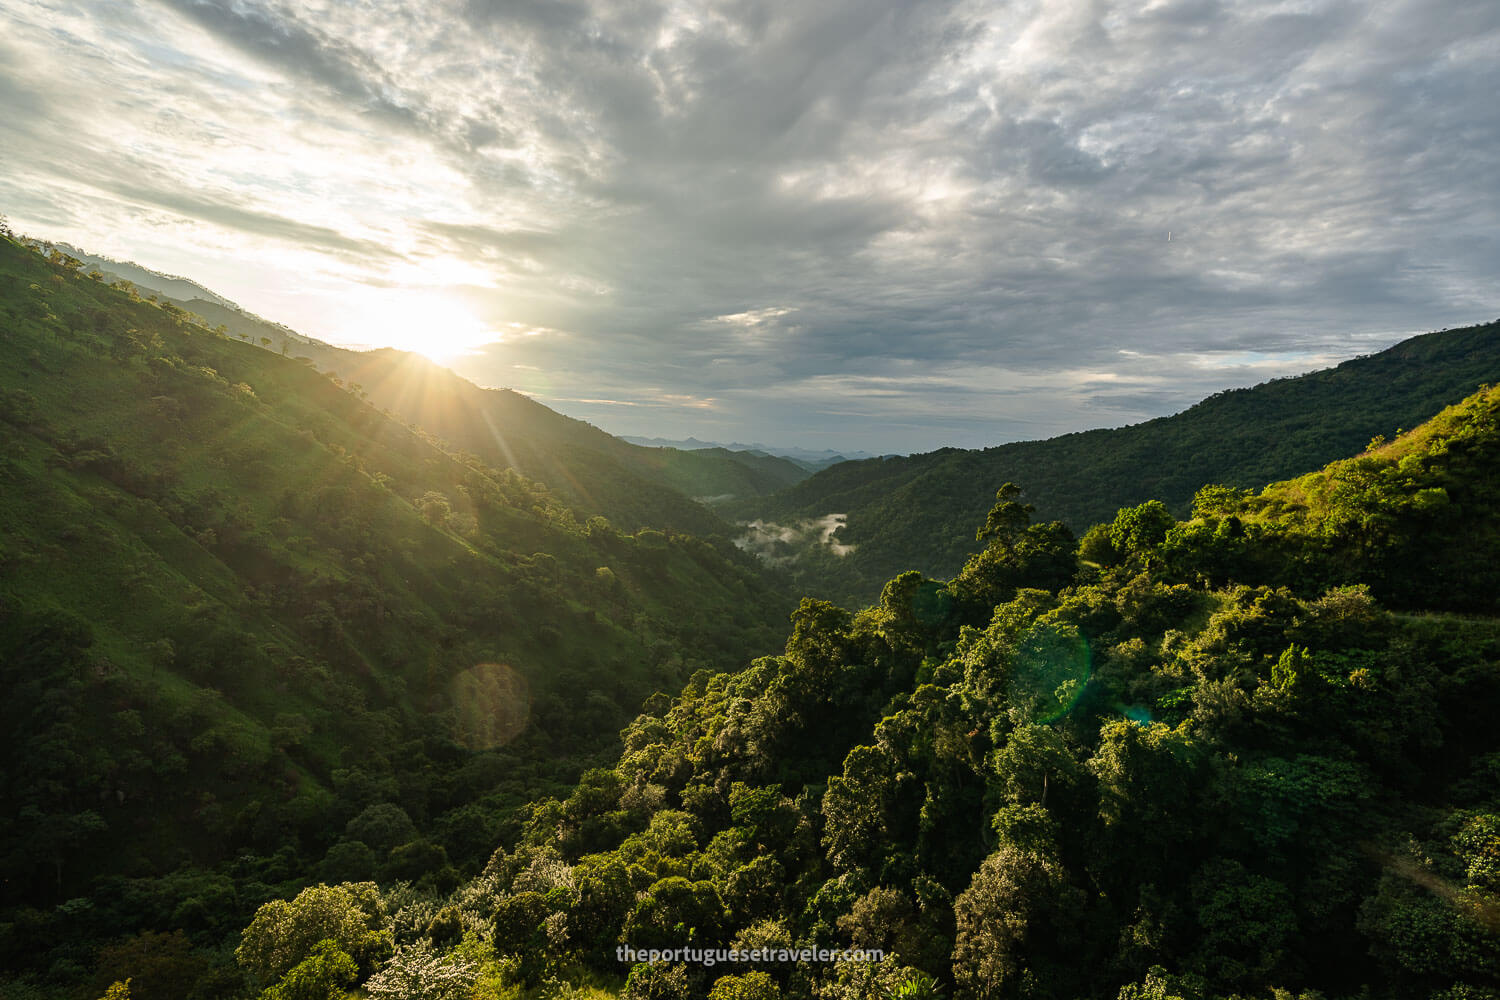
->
258;939;356;1000
362;940;479;1000
236;882;389;983
708;970;781;999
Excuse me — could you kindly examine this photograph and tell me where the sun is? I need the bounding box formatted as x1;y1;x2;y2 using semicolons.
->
344;291;497;364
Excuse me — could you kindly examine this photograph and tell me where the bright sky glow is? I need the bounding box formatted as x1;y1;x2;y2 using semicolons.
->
336;291;498;364
1;0;1496;452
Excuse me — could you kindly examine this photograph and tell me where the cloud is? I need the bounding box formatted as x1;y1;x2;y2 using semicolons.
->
1;0;1496;452
99;179;400;262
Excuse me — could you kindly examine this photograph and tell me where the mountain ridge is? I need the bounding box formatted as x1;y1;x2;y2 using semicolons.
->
620;435;882;469
732;318;1500;605
29;240;814;534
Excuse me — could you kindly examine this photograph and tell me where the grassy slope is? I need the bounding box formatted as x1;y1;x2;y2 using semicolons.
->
296;347;810;534
1214;382;1500;611
168;296;321;354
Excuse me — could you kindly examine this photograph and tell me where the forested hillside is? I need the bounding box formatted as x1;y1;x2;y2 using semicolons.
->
0;238;796;993
42;241;813;533
736;320;1500;605
287;347;809;535
170;382;1500;1000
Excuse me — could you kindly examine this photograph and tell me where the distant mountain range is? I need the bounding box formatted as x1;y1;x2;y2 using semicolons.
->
620;435;882;471
48;241;241;310
32;239;1500;613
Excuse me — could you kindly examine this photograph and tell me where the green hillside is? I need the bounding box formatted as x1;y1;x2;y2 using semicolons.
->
735;320;1500;605
115;273;811;533
286;347;809;535
56;242;813;535
194;383;1500;1000
0;238;796;988
168;297;323;356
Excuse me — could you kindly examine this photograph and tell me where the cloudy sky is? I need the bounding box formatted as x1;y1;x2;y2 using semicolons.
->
2;0;1496;453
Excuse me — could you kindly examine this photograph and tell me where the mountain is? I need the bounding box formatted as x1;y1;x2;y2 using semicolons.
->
176;381;1500;1000
43;240;329;356
0;236;799;986
621;434;879;470
732;318;1500;606
284;347;814;530
13;235;1500;1000
167;296;327;356
36;241;814;533
45;241;241;310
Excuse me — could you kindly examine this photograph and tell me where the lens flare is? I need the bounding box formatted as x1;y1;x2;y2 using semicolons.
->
1007;625;1092;724
449;662;531;750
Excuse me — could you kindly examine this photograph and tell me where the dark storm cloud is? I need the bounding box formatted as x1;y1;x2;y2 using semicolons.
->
3;0;1497;451
148;0;423;127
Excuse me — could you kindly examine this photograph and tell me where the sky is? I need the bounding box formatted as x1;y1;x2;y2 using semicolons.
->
1;0;1496;454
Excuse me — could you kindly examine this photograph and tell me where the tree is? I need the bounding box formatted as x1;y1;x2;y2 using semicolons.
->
344;803;417;853
1085;721;1208;908
1108;501;1176;565
623;877;728;949
572;855;635;957
976;483;1035;549
363;941;479;1000
823;744;902;875
621;962;690;1000
237;882;391;984
951;845;1081;999
836;886;918;957
417;491;452;527
708;970;781;999
875;571;950;650
784;599;854;680
956;492;1076;612
261;939;357;1000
